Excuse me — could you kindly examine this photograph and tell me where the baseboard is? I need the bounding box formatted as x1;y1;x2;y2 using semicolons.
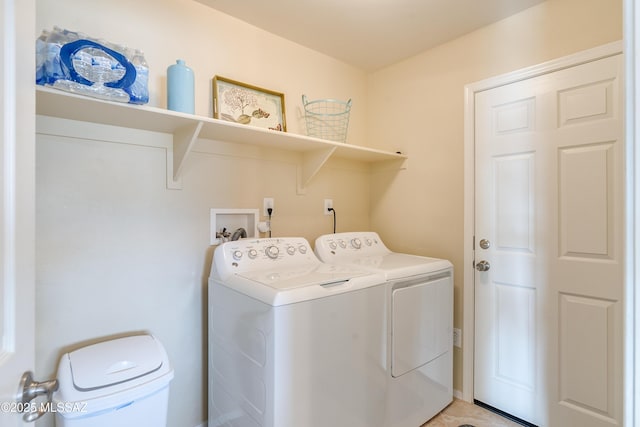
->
194;422;207;427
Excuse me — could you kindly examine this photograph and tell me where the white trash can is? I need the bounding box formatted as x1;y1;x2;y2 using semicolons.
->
53;335;174;427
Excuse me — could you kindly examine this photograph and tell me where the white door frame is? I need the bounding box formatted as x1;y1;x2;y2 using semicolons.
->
0;0;35;422
462;39;626;414
624;0;640;424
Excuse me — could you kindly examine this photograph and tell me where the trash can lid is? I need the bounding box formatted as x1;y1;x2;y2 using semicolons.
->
68;335;165;390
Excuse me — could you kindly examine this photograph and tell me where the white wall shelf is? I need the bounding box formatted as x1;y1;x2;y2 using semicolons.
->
35;86;407;191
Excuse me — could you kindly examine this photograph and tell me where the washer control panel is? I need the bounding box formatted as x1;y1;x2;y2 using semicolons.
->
213;237;317;279
314;232;390;259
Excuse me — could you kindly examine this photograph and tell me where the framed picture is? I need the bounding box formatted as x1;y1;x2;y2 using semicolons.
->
212;76;286;132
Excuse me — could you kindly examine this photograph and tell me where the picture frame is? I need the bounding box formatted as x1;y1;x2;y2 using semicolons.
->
212;76;287;132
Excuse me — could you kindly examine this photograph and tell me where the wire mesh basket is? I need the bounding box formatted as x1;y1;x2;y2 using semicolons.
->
303;95;352;143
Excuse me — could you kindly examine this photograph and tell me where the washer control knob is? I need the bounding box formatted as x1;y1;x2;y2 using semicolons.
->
298;245;308;254
351;238;362;249
286;246;296;255
338;240;347;248
265;245;280;259
232;250;243;260
248;249;258;259
329;241;337;250
365;238;373;246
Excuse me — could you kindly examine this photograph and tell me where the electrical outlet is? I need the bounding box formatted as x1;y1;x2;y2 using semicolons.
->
324;199;333;215
263;198;274;216
453;328;462;348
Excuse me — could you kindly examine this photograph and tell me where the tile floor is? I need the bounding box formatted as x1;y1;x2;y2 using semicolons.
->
422;399;522;427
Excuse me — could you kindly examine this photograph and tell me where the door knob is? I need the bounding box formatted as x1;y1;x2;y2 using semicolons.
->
475;260;490;272
18;371;59;422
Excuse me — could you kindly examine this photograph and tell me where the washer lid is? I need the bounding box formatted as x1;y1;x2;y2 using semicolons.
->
237;263;365;290
217;263;386;306
68;335;164;391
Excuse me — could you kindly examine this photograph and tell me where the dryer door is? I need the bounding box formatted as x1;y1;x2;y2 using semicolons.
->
391;274;452;378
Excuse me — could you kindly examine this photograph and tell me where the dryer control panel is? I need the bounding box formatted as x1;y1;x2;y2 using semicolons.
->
314;231;390;259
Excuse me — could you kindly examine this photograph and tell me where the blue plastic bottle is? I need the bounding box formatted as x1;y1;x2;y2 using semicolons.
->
167;59;194;114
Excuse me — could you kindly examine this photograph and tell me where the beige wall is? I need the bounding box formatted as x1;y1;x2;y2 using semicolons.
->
35;1;370;426
36;0;367;145
34;0;623;426
366;0;622;393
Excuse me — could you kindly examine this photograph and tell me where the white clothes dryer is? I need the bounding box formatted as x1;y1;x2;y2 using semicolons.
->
208;237;389;427
314;231;453;427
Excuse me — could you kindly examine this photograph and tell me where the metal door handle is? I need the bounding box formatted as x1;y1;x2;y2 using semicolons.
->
475;260;490;272
19;371;59;422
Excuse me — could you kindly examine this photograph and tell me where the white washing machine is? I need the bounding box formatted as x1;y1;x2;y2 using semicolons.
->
208;237;390;427
314;231;453;427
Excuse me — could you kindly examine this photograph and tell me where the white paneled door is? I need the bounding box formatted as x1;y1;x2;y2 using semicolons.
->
0;0;35;425
474;53;623;426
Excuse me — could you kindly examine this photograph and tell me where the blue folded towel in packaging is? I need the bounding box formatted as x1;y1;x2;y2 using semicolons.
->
36;27;149;104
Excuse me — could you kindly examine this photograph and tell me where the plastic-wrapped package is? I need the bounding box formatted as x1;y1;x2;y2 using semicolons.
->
35;27;149;104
